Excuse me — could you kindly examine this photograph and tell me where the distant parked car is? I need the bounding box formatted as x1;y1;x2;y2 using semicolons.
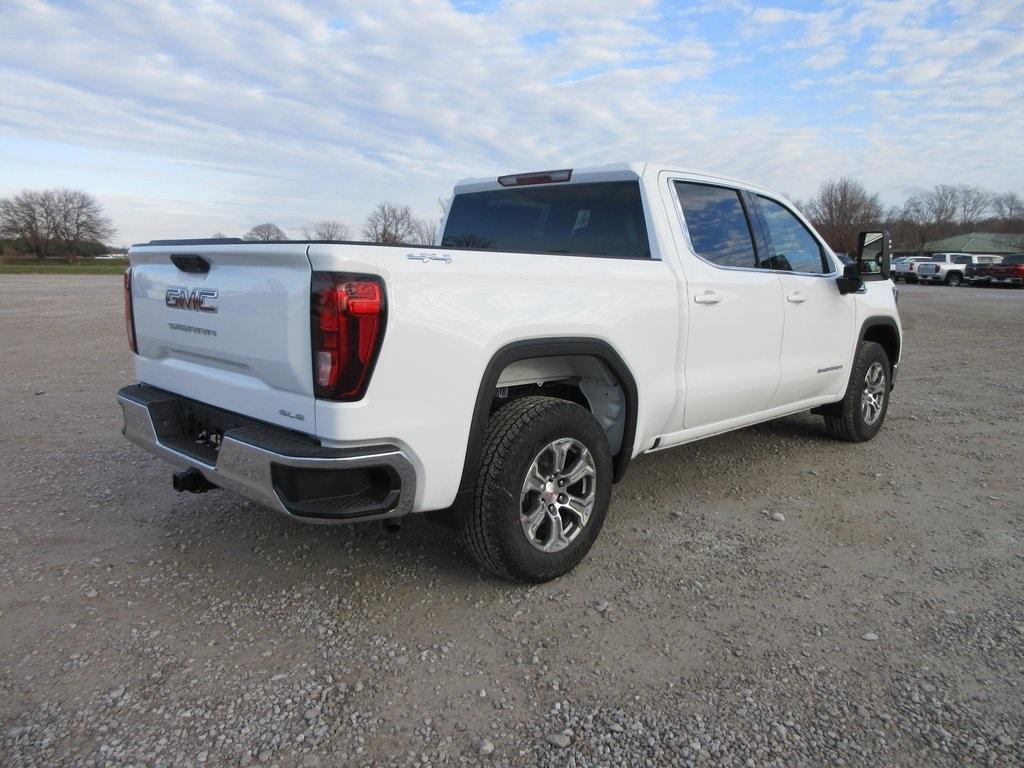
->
918;253;1001;286
990;253;1024;286
964;257;1005;286
892;256;931;283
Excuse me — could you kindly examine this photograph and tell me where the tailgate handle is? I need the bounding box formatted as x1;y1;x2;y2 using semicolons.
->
170;254;211;274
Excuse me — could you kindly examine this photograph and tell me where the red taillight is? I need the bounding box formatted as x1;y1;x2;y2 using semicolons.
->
311;272;386;401
123;268;138;354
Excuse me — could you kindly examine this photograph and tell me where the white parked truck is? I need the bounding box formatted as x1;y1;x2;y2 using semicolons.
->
917;252;1001;286
118;163;902;582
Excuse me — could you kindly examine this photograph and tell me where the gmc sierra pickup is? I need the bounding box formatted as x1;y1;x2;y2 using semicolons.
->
118;162;901;582
918;252;1001;286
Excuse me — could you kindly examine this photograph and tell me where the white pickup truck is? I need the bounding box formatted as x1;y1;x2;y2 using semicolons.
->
118;163;901;582
917;252;1001;286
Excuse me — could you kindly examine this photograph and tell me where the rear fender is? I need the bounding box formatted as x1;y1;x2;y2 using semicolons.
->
456;338;639;503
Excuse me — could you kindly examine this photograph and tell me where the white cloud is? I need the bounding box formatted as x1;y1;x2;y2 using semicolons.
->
0;0;1022;244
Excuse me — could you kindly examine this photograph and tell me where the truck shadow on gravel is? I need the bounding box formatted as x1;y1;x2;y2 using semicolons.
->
140;402;890;602
158;491;487;586
153;410;852;587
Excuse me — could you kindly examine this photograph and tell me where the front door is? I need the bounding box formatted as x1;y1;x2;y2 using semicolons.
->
751;194;855;405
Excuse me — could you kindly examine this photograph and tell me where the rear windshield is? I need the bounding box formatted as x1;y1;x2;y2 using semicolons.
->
441;181;650;258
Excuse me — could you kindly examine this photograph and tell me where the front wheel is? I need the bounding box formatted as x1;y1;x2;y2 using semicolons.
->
461;396;612;582
945;272;963;287
823;341;891;442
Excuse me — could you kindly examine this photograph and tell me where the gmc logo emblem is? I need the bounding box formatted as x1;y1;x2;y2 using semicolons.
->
166;286;218;313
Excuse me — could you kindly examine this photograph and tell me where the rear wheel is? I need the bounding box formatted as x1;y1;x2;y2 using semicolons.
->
461;396;612;582
823;341;891;443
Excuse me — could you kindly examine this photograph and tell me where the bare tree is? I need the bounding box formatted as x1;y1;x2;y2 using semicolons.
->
408;217;436;246
429;195;453;245
883;204;919;253
897;185;962;250
894;184;1001;250
0;191;47;258
52;189;115;247
0;188;114;260
923;185;959;230
954;185;990;228
244;223;287;241
991;192;1024;231
802;177;884;255
303;219;350;241
363;202;422;244
210;232;228;239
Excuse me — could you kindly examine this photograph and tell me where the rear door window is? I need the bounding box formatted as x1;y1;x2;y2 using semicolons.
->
755;196;828;274
441;181;650;258
674;182;758;268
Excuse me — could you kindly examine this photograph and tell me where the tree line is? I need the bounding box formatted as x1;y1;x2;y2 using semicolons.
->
5;182;1023;262
240;200;444;245
0;190;444;260
800;179;1024;255
241;185;1024;255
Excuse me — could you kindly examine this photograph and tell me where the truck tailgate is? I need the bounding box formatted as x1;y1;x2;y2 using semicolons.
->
129;243;316;432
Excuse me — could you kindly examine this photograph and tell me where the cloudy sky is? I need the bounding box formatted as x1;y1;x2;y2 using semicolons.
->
1;0;1023;245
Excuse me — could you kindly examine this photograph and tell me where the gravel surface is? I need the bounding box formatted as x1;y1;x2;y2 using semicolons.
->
1;275;1022;767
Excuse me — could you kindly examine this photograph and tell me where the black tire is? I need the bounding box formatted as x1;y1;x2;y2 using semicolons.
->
461;396;612;582
823;341;891;443
945;272;963;287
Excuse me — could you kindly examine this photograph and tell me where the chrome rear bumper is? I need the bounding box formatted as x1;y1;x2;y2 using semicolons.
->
117;385;416;523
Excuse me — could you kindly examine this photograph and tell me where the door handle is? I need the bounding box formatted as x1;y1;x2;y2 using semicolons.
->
786;292;807;304
694;290;722;305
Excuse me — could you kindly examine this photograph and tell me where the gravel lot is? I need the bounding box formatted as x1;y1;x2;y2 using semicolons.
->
1;275;1022;767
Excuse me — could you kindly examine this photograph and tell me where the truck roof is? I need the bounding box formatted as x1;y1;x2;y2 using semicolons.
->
453;161;767;196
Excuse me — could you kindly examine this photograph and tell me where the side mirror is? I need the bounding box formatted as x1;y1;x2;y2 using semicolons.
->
836;263;863;294
856;230;891;281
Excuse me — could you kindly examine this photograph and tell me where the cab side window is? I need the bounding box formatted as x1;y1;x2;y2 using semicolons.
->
675;182;757;268
756;196;828;274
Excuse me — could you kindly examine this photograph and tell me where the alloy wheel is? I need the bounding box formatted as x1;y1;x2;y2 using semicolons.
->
861;362;887;425
519;438;597;553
